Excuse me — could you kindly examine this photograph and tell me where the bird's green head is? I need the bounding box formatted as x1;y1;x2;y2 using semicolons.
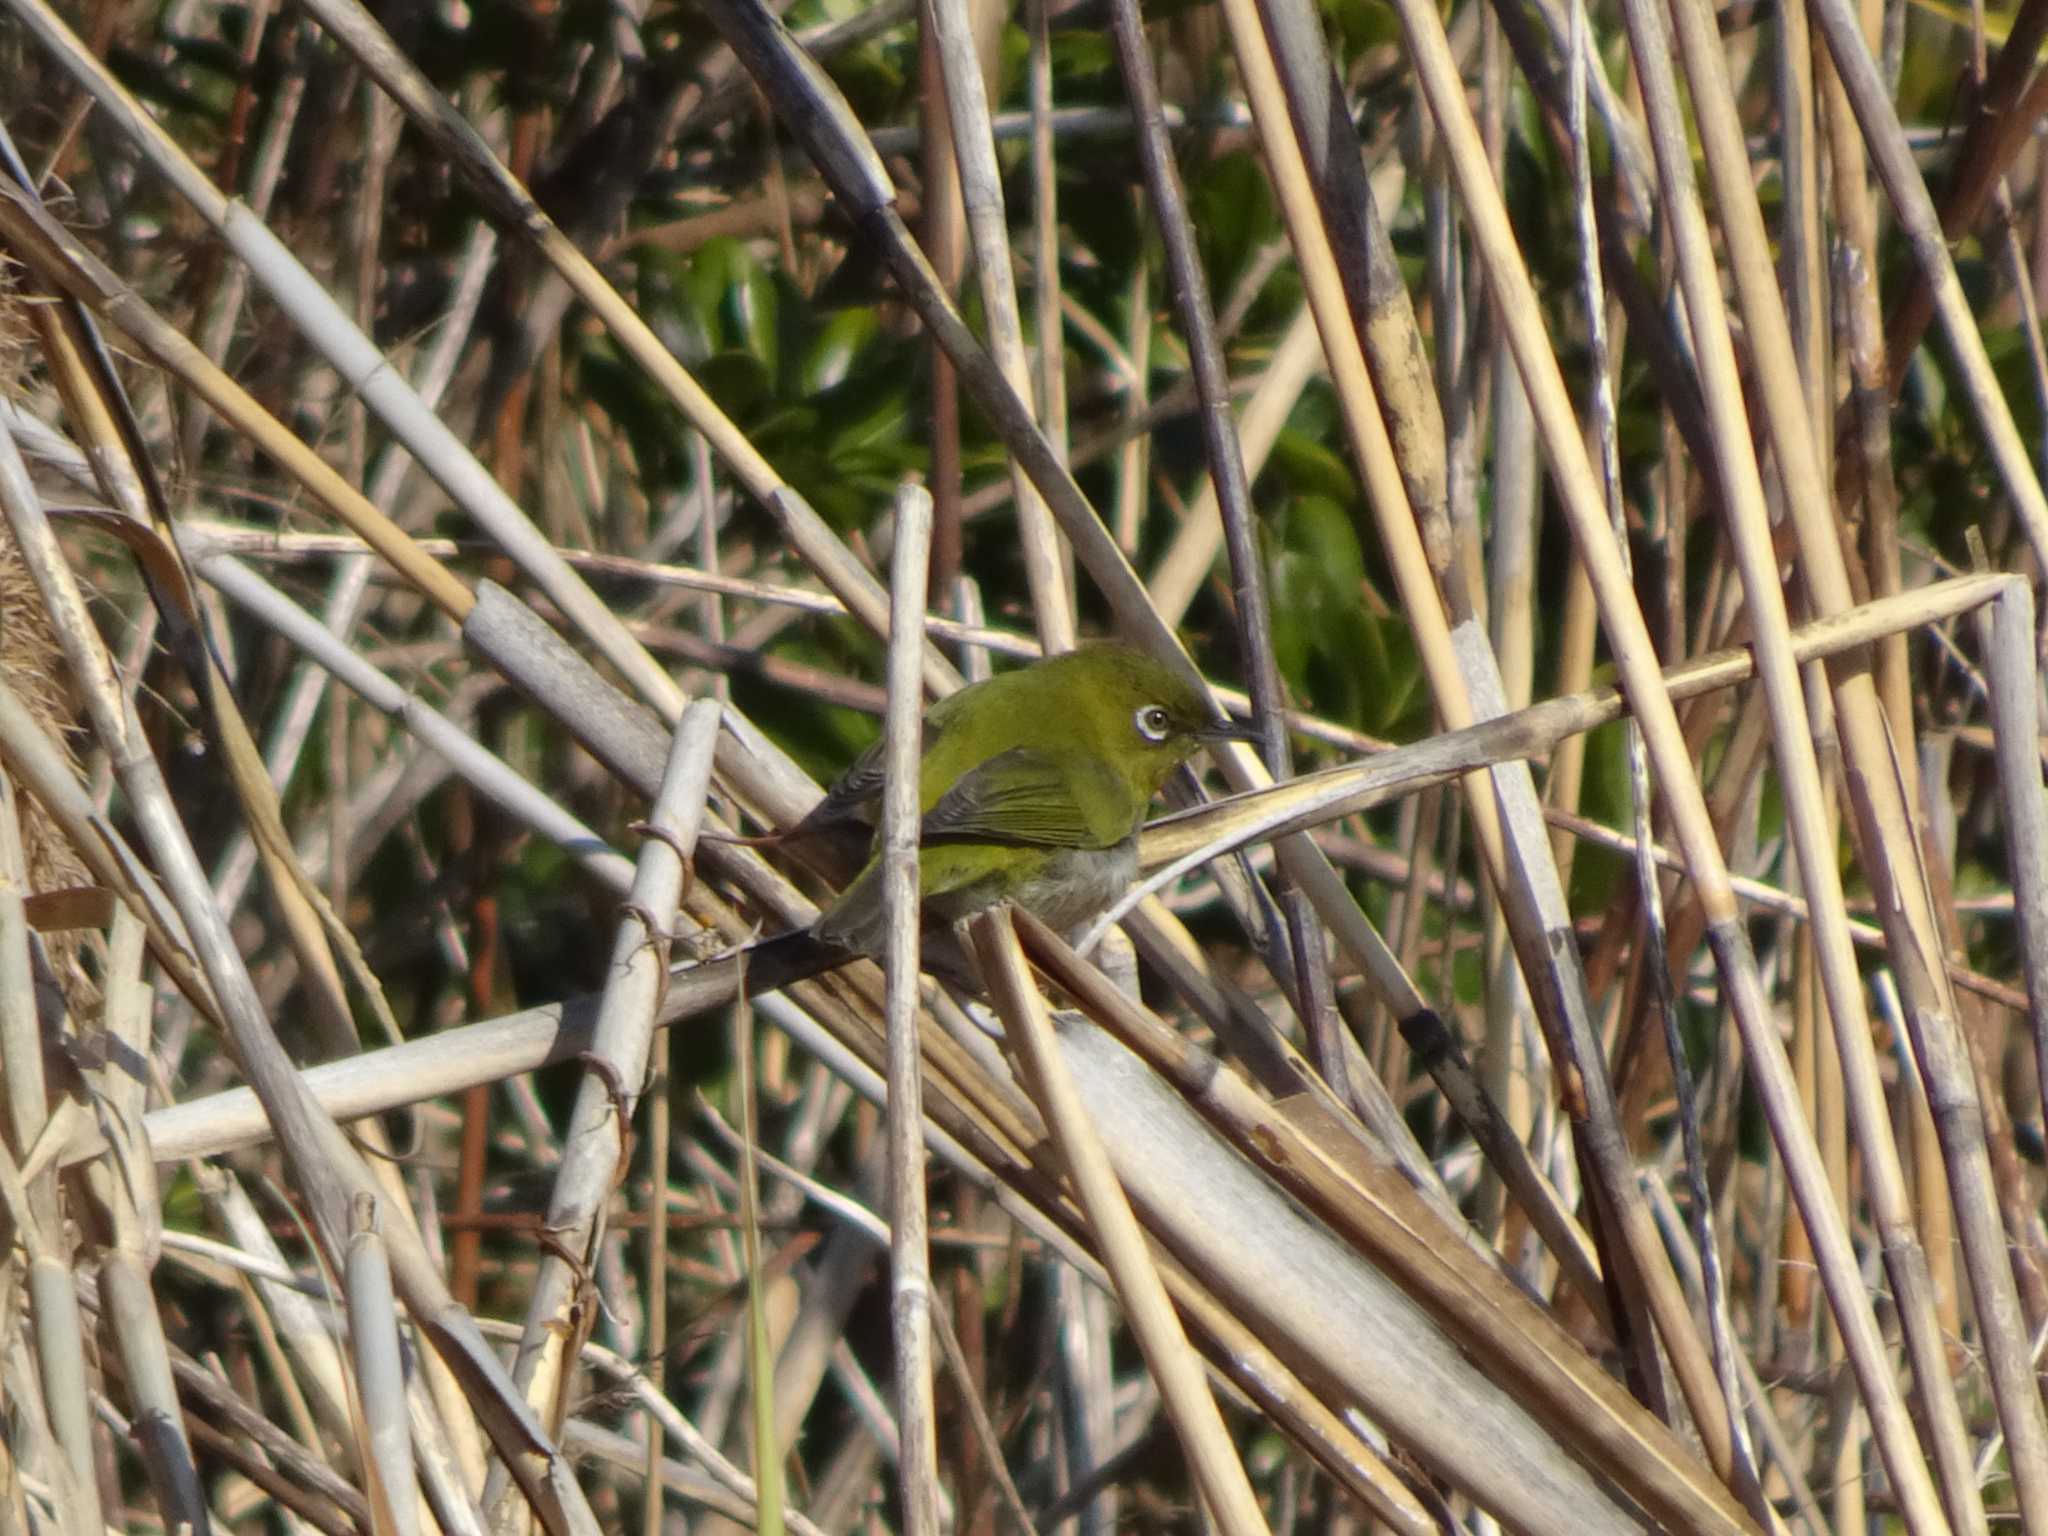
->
1022;644;1252;798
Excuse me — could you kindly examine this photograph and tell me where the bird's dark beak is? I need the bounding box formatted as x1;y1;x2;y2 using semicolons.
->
1196;717;1264;745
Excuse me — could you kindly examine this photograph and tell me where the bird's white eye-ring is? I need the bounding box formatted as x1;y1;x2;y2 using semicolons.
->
1135;705;1173;742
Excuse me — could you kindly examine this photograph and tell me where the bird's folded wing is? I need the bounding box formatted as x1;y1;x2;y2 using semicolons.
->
797;738;884;833
921;747;1125;848
795;681;977;835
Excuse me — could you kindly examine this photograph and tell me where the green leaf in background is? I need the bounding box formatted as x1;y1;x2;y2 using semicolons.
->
1267;494;1421;736
801;308;880;396
1566;718;1634;912
1317;0;1401;59
1191;153;1281;308
1049;27;1118;80
108;42;234;129
1269;423;1363;504
685;237;780;375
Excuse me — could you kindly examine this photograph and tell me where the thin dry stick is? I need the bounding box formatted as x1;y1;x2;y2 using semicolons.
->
1568;0;1766;1502
1777;0;1829;464
732;991;787;1536
180;4;306;465
970;909;1273;1536
1147;305;1322;627
1028;0;1067;469
1254;0;1453;575
920;13;967;597
880;484;942;1536
1822;0;1964;1359
1976;581;2048;1241
343;1196;419;1536
1114;194;1152;555
642;1035;675;1533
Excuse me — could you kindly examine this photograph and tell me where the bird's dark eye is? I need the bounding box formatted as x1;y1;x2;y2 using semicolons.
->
1134;705;1172;742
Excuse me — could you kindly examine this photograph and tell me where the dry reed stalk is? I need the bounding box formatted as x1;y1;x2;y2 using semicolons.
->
1662;0;2048;1506
920;14;967;599
343;1194;419;1536
0;775;101;1536
921;0;1072;652
879;484;942;1536
1107;0;1336;1079
75;902;210;1536
1618;0;1989;1519
1806;0;2048;574
971;907;1273;1536
498;699;717;1468
1147;304;1323;627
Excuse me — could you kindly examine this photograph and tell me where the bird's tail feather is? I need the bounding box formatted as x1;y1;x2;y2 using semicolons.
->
728;926;850;995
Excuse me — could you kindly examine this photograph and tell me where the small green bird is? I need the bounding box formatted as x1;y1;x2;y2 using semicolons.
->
753;644;1250;982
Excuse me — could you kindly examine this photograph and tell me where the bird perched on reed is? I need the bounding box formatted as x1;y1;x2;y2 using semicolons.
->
739;643;1250;989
